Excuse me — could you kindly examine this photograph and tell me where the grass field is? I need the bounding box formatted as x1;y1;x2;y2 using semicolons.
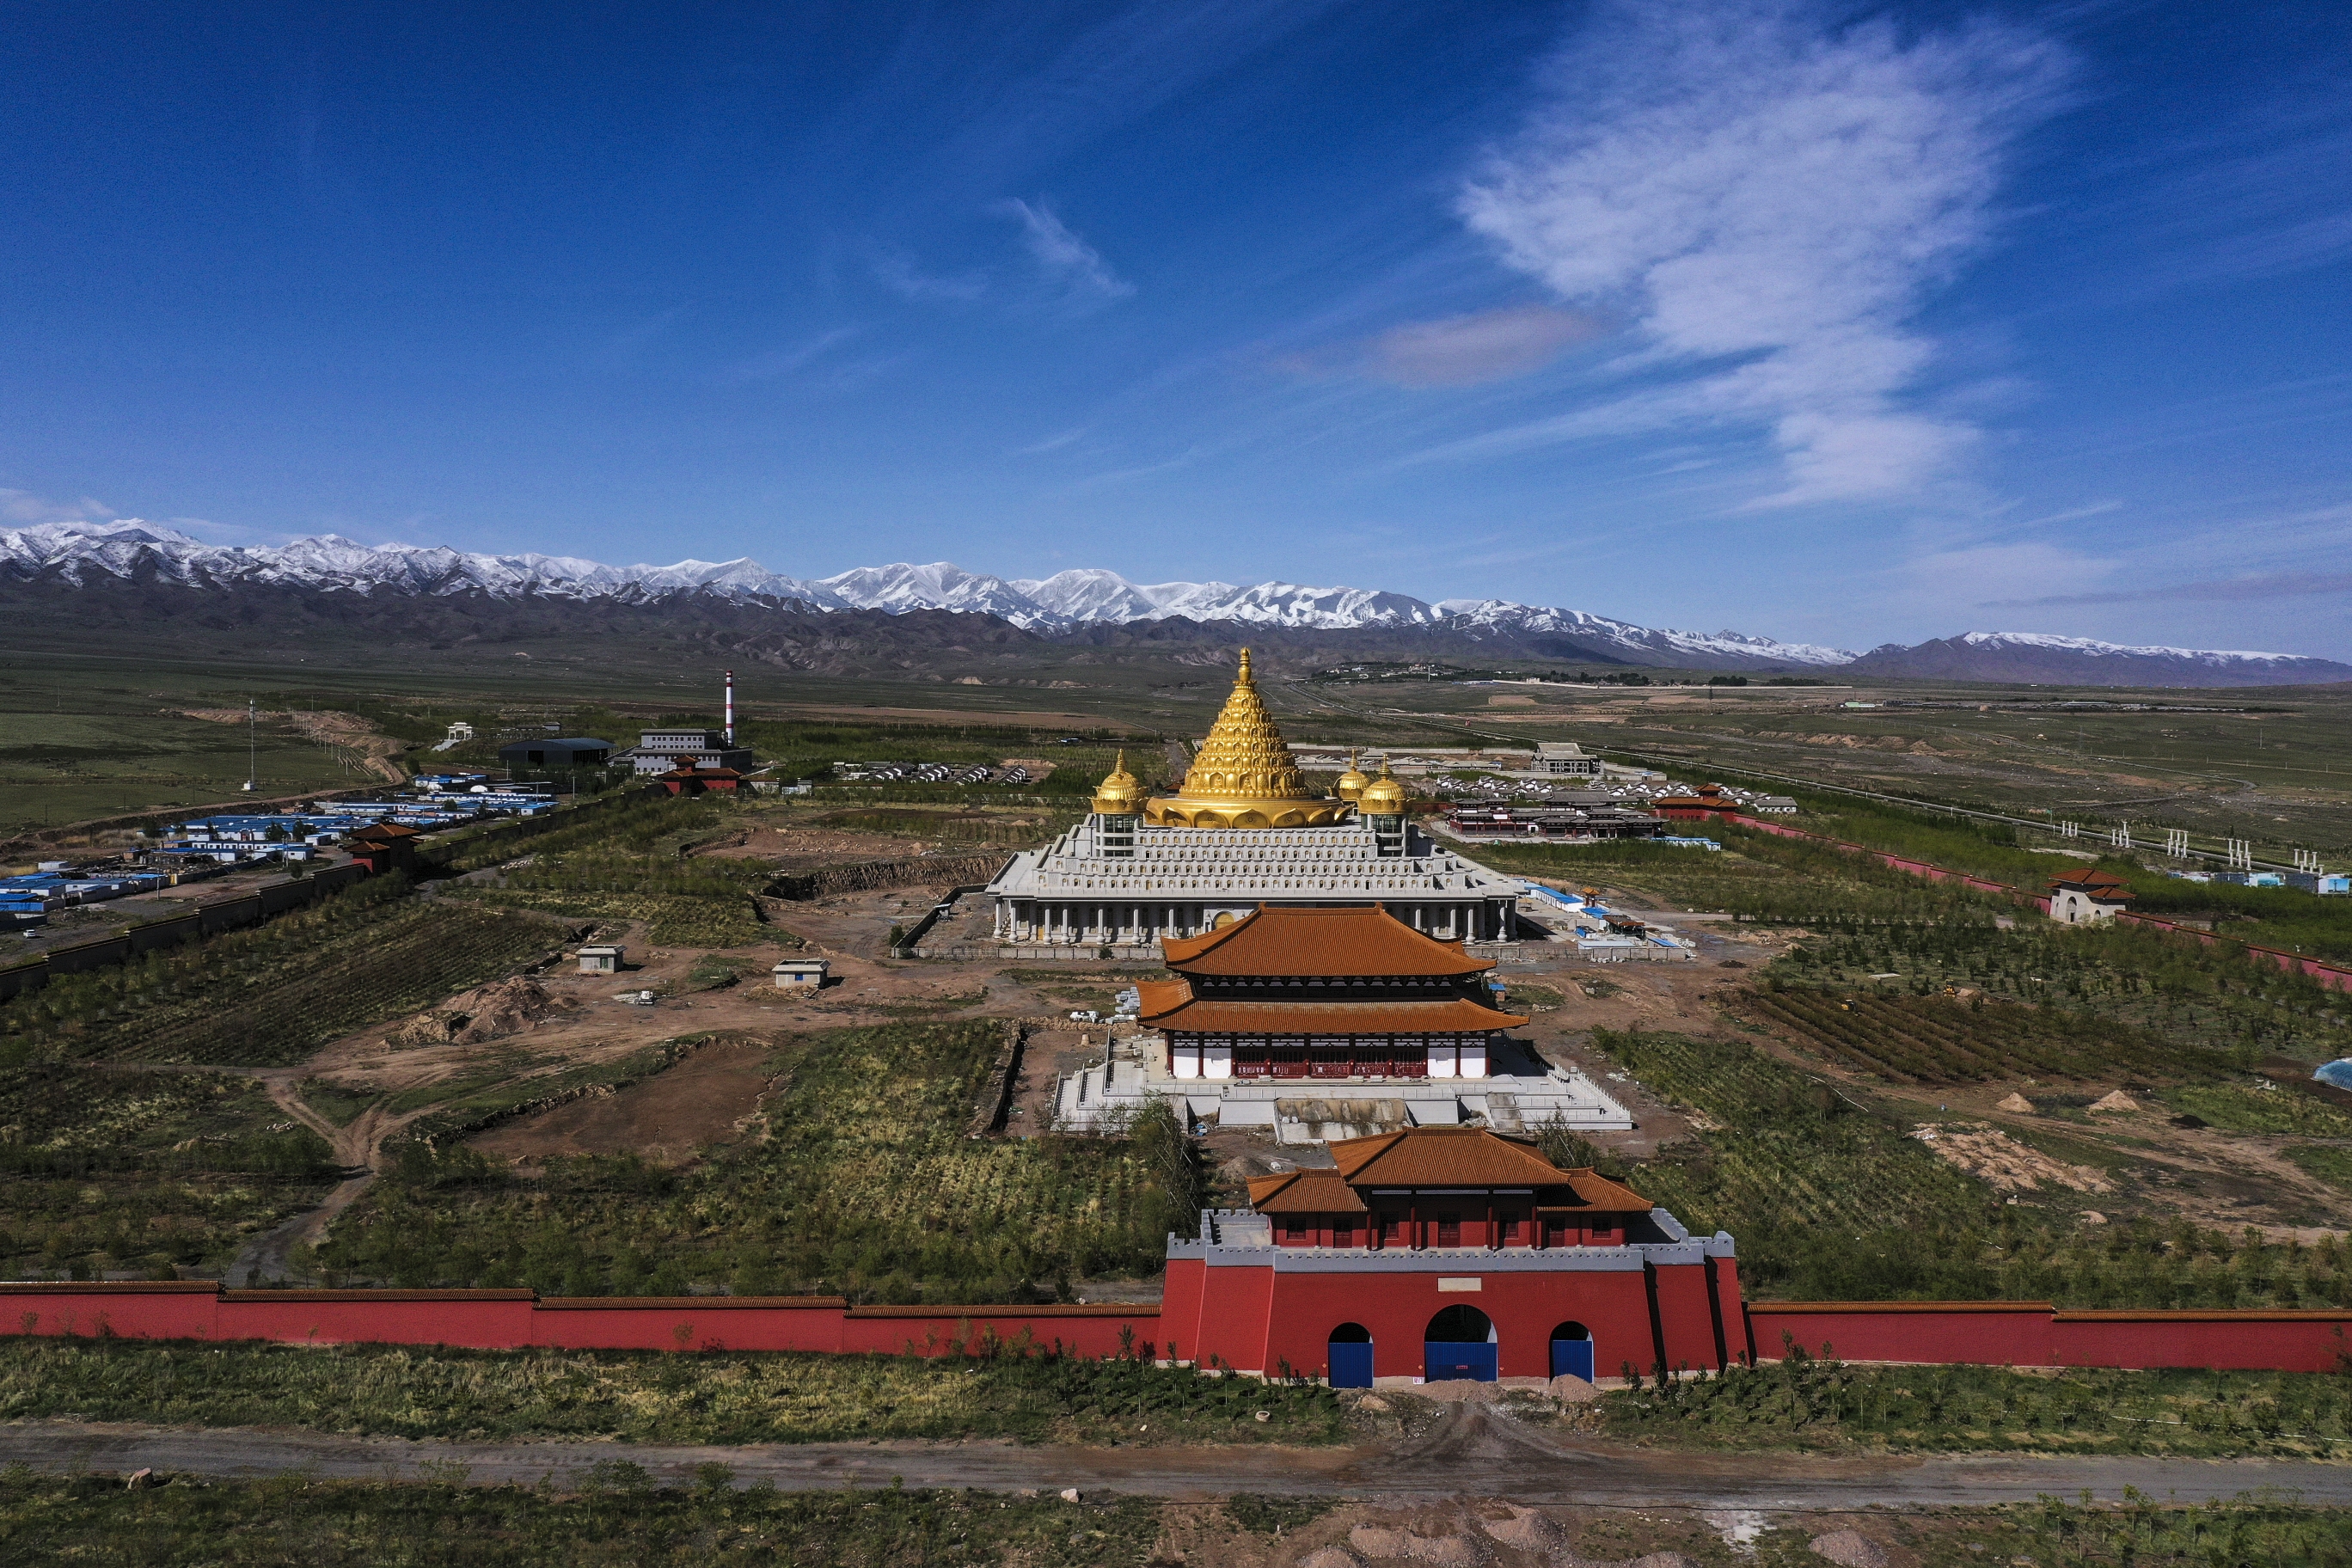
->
440;795;782;947
1595;1351;2352;1460
1737;989;2205;1084
318;1020;1186;1301
1577;1029;2352;1308
0;881;560;1070
0;1337;1344;1446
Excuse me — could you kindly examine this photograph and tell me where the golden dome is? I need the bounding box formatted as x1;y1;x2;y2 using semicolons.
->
1143;648;1351;830
1357;760;1406;815
1090;750;1143;816
1334;748;1370;804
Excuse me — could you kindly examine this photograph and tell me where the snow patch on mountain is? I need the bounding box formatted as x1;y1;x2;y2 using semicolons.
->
1957;631;2319;666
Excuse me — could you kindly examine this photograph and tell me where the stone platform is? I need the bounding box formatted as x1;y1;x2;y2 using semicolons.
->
1052;1030;1632;1142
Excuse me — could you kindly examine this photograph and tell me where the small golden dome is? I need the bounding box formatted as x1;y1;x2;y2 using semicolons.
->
1335;748;1369;804
1091;750;1144;815
1357;760;1406;815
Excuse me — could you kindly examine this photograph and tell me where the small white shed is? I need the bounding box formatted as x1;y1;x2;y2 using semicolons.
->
773;958;830;989
577;944;625;974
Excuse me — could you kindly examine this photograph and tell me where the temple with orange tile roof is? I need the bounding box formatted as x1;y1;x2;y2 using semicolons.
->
1139;904;1524;1082
1162;1124;1743;1387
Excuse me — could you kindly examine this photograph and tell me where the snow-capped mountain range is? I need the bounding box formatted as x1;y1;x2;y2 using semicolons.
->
7;520;2348;684
0;520;1857;665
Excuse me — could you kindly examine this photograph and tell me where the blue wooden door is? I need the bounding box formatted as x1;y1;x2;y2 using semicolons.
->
1328;1341;1375;1388
1550;1337;1595;1381
1424;1342;1498;1382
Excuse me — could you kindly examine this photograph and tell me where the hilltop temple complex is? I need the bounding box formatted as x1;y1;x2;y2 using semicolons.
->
983;650;1522;949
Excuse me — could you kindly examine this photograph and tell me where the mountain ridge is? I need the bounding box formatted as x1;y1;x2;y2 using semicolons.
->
9;520;2347;686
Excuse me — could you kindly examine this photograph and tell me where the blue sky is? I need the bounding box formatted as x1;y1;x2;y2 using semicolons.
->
3;1;2350;655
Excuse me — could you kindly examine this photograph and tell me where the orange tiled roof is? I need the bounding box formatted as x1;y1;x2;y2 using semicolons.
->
1246;1169;1368;1214
1326;1127;1648;1209
1160;905;1491;979
350;822;424;842
1136;984;1524;1037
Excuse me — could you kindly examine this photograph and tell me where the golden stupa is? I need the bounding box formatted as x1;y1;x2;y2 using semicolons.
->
1090;750;1143;816
1334;748;1370;804
1145;649;1352;829
1357;758;1406;815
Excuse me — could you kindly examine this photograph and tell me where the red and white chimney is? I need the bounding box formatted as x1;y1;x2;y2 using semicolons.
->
724;670;736;747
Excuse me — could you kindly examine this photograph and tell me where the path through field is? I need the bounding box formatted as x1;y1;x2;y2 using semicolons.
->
5;1403;2348;1506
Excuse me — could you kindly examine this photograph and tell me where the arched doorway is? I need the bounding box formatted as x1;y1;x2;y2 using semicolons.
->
1327;1322;1374;1388
1424;1304;1497;1383
1549;1321;1594;1382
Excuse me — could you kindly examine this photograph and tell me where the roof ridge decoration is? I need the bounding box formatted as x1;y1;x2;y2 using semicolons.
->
1144;648;1351;830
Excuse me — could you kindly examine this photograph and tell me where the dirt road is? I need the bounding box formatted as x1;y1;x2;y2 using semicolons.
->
7;1405;2347;1506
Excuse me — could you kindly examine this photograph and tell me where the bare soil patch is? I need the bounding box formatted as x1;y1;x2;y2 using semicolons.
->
469;1032;783;1165
1911;1123;2115;1194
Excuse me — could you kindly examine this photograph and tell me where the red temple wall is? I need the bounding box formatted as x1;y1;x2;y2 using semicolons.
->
1243;1266;1678;1381
9;1280;2352;1377
1752;1303;2352;1372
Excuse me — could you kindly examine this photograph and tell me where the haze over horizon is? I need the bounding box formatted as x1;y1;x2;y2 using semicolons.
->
3;3;2349;657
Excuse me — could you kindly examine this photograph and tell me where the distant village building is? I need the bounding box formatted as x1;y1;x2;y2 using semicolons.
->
627;728;756;777
983;652;1522;948
499;737;614;771
772;959;830;988
1528;741;1602;779
2049;867;2135;924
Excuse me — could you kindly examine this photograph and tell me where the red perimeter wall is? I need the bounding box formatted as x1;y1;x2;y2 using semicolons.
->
7;1283;2349;1375
1753;1302;2352;1373
0;1284;1154;1360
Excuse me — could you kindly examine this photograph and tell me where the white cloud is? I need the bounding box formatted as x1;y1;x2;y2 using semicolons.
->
869;250;987;302
1369;305;1602;387
0;489;115;525
996;199;1133;302
731;327;861;383
1455;1;2068;505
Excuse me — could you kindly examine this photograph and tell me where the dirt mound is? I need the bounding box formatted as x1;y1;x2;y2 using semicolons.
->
389;977;569;1048
1480;1507;1565;1553
2089;1089;2141;1113
1996;1092;2035;1113
1911;1123;2113;1194
1810;1530;1889;1568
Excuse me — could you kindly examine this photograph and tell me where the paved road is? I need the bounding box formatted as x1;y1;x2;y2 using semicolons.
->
8;1406;2347;1507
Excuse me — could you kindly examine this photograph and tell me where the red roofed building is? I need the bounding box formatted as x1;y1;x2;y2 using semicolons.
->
649;762;743;797
345;821;424;876
1652;783;1742;820
1161;1125;1743;1387
1139;904;1524;1082
2049;867;2135;924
